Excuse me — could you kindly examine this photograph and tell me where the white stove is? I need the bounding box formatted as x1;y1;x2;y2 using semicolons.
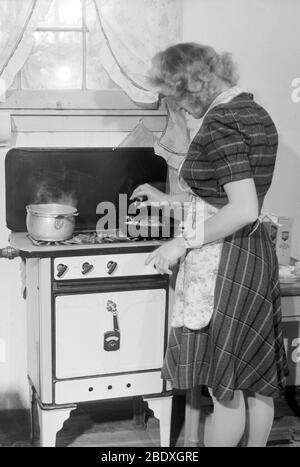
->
2;148;173;447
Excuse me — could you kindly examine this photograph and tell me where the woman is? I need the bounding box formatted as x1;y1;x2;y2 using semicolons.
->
131;43;288;447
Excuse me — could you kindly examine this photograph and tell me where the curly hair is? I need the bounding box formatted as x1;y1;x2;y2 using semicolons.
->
148;43;239;109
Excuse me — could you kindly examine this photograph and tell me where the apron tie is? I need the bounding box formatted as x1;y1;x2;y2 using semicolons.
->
248;213;282;237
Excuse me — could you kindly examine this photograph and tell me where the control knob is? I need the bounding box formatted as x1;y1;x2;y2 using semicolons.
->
82;262;94;275
107;261;118;275
57;264;68;278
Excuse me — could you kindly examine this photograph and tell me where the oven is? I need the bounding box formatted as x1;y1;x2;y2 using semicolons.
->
1;147;174;447
38;251;169;405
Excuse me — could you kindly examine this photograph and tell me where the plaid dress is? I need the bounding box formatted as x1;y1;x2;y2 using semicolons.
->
162;93;289;401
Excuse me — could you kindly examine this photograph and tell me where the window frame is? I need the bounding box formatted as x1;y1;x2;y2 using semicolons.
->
16;0;89;93
0;0;159;114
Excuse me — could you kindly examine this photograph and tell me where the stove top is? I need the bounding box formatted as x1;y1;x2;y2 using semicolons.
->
9;231;164;258
25;214;176;248
27;230;140;247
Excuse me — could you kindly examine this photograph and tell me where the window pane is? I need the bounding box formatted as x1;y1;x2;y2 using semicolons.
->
22;31;82;90
39;0;82;28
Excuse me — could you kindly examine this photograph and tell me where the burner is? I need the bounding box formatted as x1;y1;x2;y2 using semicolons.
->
27;230;138;247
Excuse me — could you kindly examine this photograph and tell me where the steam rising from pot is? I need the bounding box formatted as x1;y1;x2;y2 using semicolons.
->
34;181;77;208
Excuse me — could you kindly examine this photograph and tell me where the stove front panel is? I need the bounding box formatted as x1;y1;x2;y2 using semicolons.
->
55;372;163;404
53;252;158;280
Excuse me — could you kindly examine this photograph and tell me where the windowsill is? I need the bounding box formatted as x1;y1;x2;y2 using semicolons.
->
1;108;167;117
0;90;167;117
0;90;167;144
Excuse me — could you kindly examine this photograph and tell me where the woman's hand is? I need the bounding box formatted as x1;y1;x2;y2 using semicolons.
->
130;183;170;205
145;237;187;275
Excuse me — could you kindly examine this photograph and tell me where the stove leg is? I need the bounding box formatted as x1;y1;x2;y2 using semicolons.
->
143;395;173;447
132;396;146;428
36;404;76;447
28;383;76;447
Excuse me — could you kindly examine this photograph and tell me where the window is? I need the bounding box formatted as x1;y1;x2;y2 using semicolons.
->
1;0;180;112
12;0;118;92
6;0;144;110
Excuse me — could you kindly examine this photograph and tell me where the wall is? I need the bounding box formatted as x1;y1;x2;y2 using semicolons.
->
0;144;27;409
0;111;166;409
183;0;300;258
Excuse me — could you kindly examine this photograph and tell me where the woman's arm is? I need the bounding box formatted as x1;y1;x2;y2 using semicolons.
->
130;183;191;205
145;178;258;274
185;178;259;248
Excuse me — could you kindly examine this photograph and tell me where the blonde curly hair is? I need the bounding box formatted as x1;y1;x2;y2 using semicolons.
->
148;42;239;109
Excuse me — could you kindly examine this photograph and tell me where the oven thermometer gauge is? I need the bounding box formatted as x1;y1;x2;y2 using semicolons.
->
104;300;120;351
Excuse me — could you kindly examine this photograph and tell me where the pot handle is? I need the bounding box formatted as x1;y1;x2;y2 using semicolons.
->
55;218;64;230
54;212;79;229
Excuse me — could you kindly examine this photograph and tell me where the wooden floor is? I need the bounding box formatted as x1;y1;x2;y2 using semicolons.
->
1;389;300;447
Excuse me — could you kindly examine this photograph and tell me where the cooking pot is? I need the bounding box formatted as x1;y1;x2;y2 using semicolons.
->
26;204;79;241
124;214;176;239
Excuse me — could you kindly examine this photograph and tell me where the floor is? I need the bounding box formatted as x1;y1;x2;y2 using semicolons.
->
1;388;300;447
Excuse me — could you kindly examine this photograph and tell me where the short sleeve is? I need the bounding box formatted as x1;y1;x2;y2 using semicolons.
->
205;111;253;187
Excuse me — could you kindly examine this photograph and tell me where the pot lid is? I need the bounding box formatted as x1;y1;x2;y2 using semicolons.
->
5;147;167;232
26;203;78;217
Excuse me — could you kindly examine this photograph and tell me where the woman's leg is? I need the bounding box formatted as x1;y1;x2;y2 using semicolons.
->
244;393;274;447
204;388;246;447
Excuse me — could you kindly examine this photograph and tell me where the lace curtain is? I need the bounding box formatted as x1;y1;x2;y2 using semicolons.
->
0;0;182;104
0;0;52;99
89;0;182;104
